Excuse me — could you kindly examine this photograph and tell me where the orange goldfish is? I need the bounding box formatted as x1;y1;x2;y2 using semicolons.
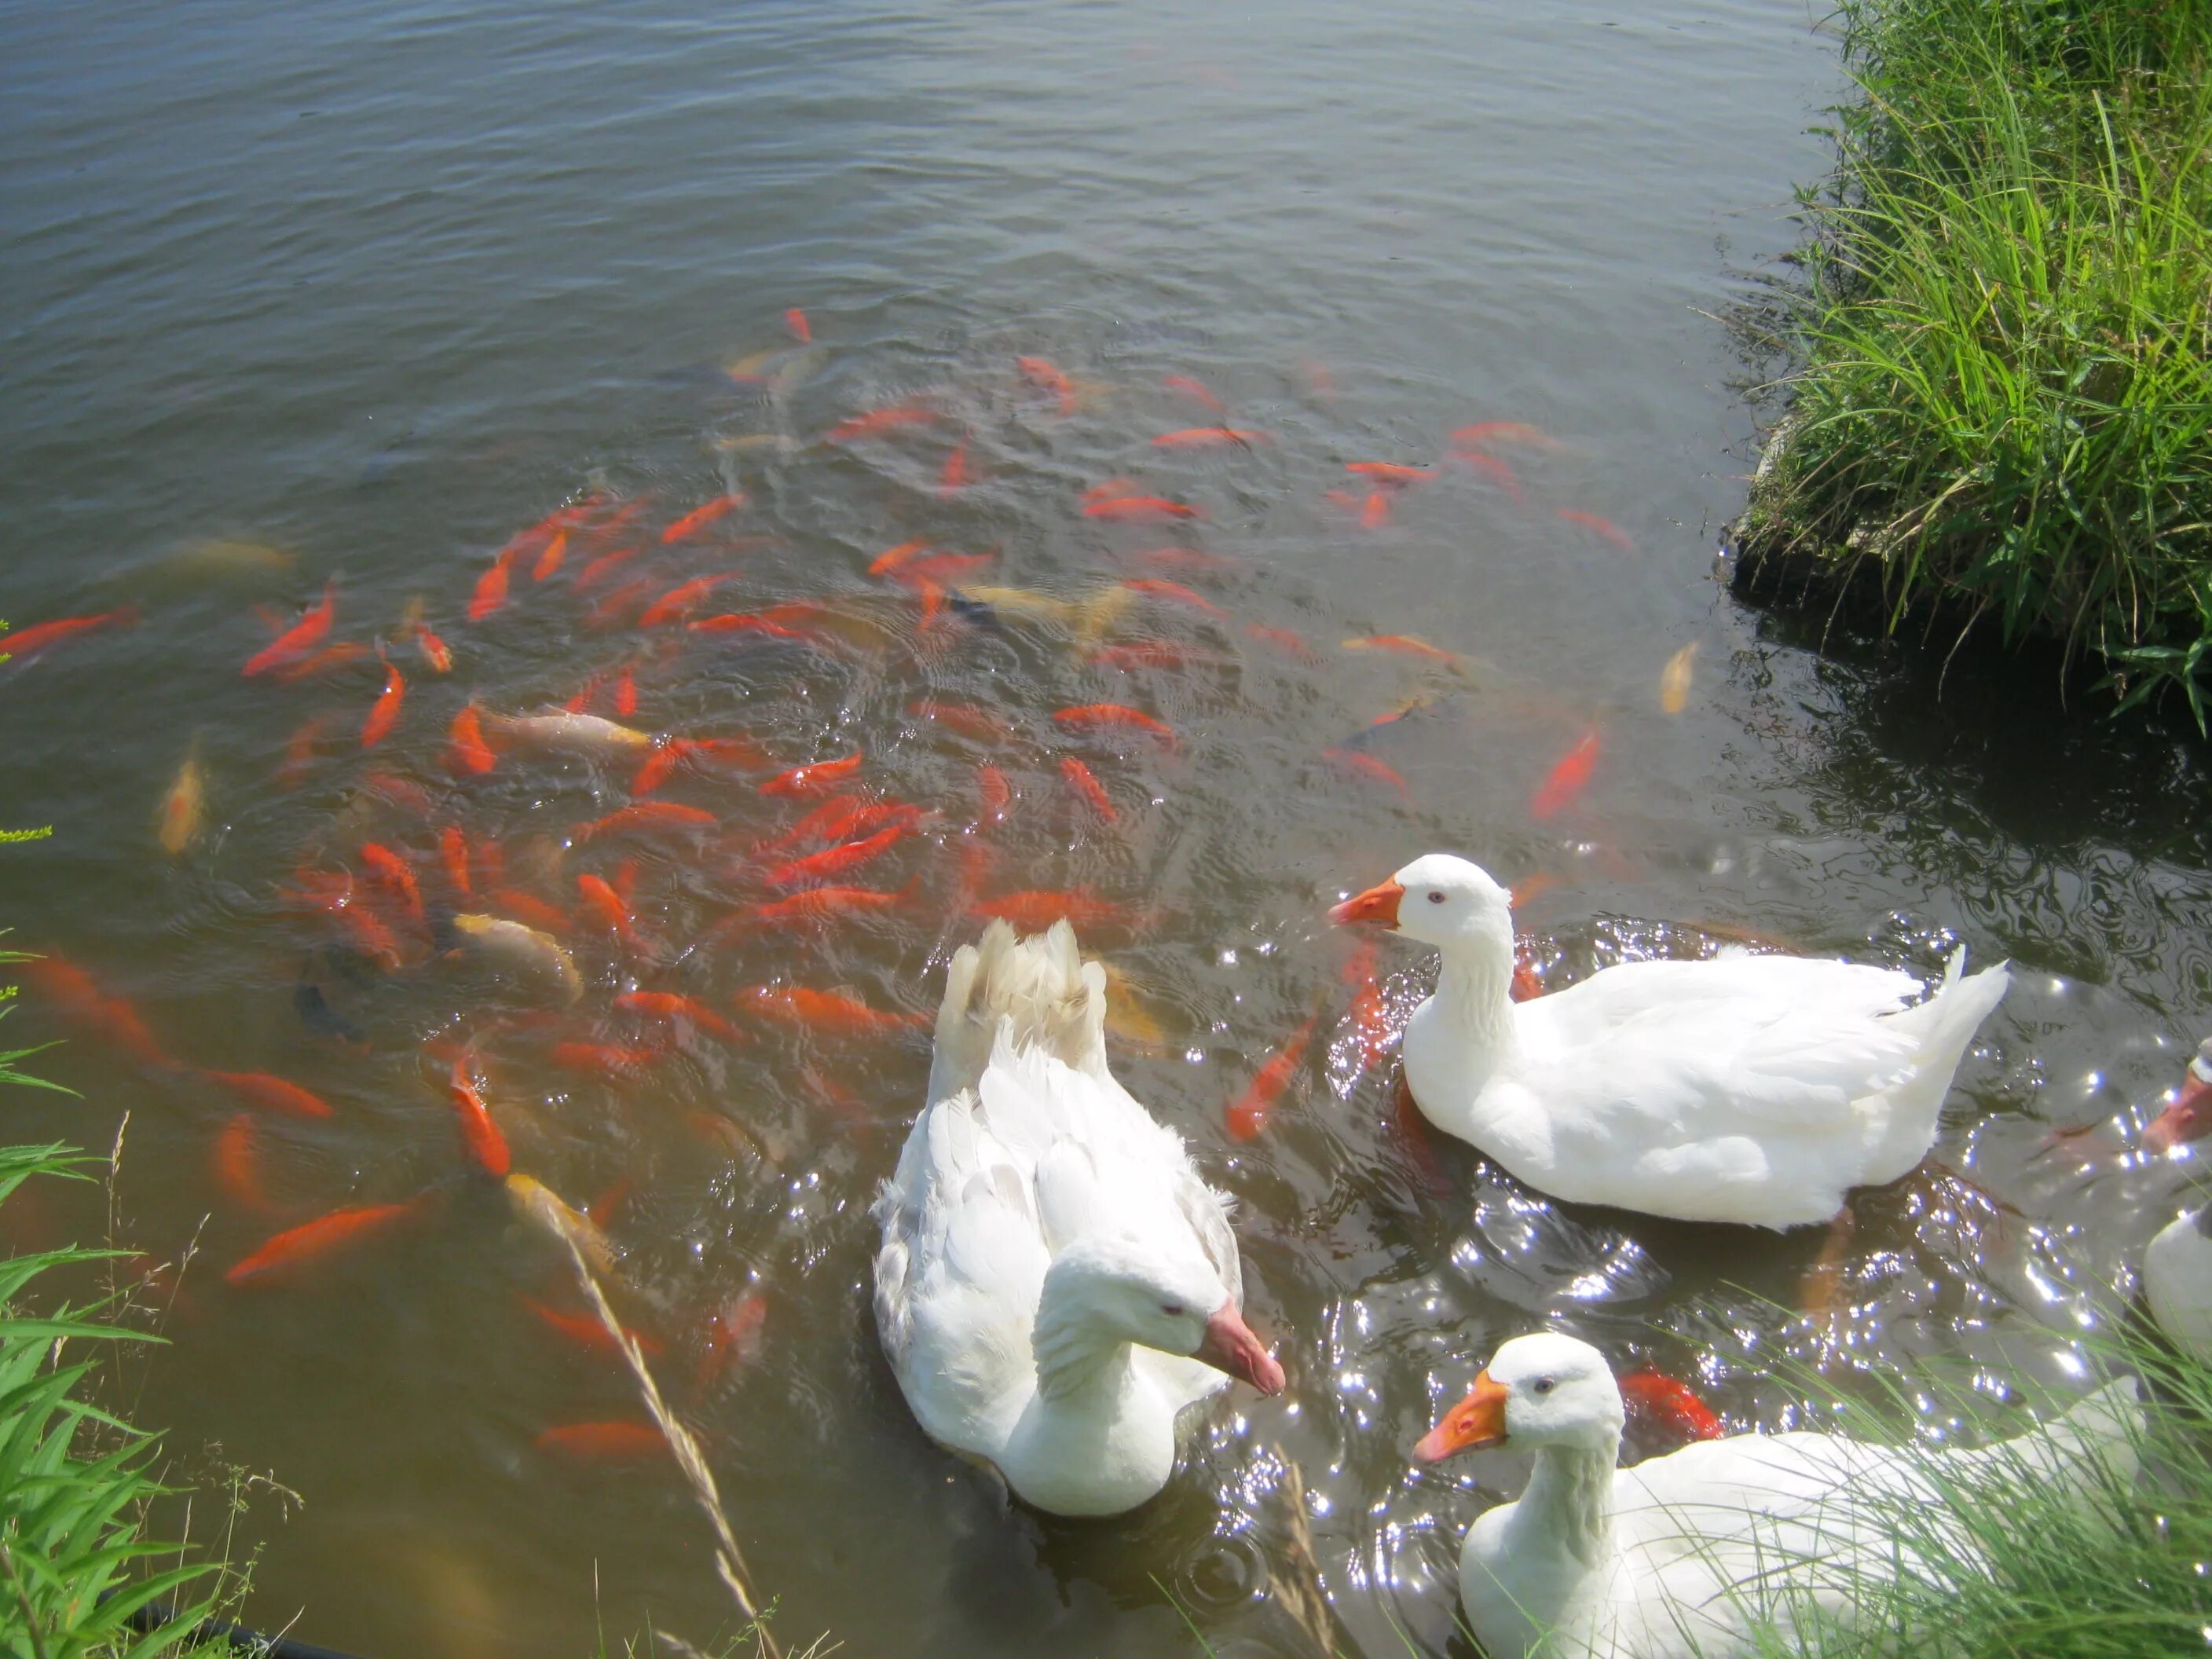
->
1323;747;1408;798
824;405;935;443
1161;374;1225;413
1529;731;1601;819
525;1298;663;1360
1557;507;1633;551
697;1290;768;1386
408;605;452;673
489;888;573;936
1082;477;1143;505
1453;449;1522;500
761;823;908;887
1122;577;1222;617
445;703;497;776
906;700;1012;744
575;873;643;947
533;529;569;581
536;1420;665;1463
213;1113;273;1215
1152;427;1269;449
226;1199;419;1286
760;751;862;798
782;306;811;342
359;843;425;928
446;1057;511;1178
1358;490;1391;529
938;440;972;495
1450;420;1561;451
1619;1367;1724;1443
1016;357;1076;415
1347;462;1432;487
467;548;517;623
1052;704;1174;744
613;991;739;1043
688;612;807;640
892;551;994;588
203;1069;336;1121
584;574;655;628
638;571;741;626
573;801;716;842
360;654;405;749
660;495;746;544
1;607;138;661
243;584;335;676
1342;633;1460;666
738;985;926;1038
739;881;913;929
438;825;473;902
550;1042;661;1080
1083;495;1203;522
613;665;637;718
276;714;333;789
1059;756;1116;821
870;539;933;577
1244;621;1319;662
573;545;639;591
1226;1016;1317;1141
17;957;170;1068
272;640;372;683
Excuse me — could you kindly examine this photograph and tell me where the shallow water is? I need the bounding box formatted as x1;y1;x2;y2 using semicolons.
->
4;1;2210;1654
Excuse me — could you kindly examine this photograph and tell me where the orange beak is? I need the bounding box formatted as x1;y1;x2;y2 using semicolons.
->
2144;1068;2212;1154
1196;1302;1287;1395
1330;877;1404;928
1412;1371;1510;1462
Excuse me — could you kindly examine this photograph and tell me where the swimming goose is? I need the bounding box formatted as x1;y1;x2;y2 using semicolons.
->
1419;1331;2139;1659
2141;1040;2212;1364
872;919;1284;1517
1331;853;2010;1229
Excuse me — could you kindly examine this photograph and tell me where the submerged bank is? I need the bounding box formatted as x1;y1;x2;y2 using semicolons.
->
1732;0;2212;723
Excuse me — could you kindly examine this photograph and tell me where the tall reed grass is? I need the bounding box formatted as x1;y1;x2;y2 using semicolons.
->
1737;0;2212;722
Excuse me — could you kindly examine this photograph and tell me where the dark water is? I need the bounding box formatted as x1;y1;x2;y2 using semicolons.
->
5;1;2209;1654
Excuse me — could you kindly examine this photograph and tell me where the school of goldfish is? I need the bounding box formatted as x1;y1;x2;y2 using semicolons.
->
1;324;1754;1470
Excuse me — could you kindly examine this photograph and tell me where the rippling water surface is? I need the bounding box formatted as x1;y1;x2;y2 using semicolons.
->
5;2;2210;1654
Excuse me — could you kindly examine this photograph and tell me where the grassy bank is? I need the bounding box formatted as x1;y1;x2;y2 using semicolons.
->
1734;0;2212;723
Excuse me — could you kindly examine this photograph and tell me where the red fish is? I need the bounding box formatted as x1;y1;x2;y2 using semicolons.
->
1059;757;1116;821
824;405;935;443
361;654;405;749
563;666;610;715
226;1199;419;1286
696;1290;768;1386
467;549;516;623
762;822;909;887
1454;449;1523;501
446;1057;511;1178
573;545;639;591
970;889;1141;932
533;529;569;581
1161;374;1225;413
1346;462;1432;486
1323;747;1409;798
783;306;811;342
1451;420;1561;451
213;1113;273;1215
755;792;871;855
1344;633;1460;665
1082;478;1143;506
938;440;972;495
276;715;334;789
740;881;914;930
551;1042;661;1080
243;584;335;676
1016;357;1076;415
526;1298;664;1361
613;665;637;718
760;752;863;798
613;991;739;1043
1619;1367;1724;1443
1122;577;1223;617
536;1420;665;1463
1227;1016;1317;1141
1151;427;1269;449
489;888;572;936
892;551;994;588
976;764;1011;822
573;802;716;842
203;1069;336;1121
638;572;741;626
413;618;452;674
1529;731;1601;819
359;843;425;928
576;873;643;947
689;613;806;641
272;640;372;683
630;740;688;795
1083;495;1203;522
584;574;655;629
1052;704;1175;745
1244;621;1320;662
1;607;138;661
438;825;473;902
18;958;170;1068
738;985;926;1038
906;700;1013;744
660;495;746;544
1511;944;1546;1004
870;539;933;578
445;703;497;777
1557;508;1634;551
1359;490;1391;529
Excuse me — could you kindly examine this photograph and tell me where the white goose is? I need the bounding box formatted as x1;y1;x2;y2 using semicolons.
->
2141;1039;2212;1364
1418;1331;2139;1659
1332;854;2011;1229
872;919;1284;1517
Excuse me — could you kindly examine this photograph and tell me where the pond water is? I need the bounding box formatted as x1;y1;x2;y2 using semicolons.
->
4;1;2209;1654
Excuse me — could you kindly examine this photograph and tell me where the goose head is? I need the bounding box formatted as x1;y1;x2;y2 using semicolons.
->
1332;852;1515;957
2142;1037;2212;1154
1412;1331;1624;1462
1038;1234;1286;1395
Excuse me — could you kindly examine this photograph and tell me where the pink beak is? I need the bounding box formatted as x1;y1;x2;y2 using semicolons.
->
1330;877;1404;928
1195;1302;1287;1395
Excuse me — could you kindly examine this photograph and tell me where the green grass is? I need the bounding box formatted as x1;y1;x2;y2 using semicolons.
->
1736;0;2212;723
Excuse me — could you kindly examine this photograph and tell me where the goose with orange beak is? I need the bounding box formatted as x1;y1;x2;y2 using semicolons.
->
1416;1331;2139;1659
2141;1038;2212;1364
1330;853;2012;1230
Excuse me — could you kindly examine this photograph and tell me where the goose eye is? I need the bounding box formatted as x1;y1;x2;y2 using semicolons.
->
1160;1302;1185;1317
1533;1376;1556;1395
1427;891;1446;905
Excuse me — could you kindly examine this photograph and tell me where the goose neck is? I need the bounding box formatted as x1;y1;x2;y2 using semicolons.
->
1434;936;1517;1053
1517;1441;1617;1567
1032;1280;1138;1406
